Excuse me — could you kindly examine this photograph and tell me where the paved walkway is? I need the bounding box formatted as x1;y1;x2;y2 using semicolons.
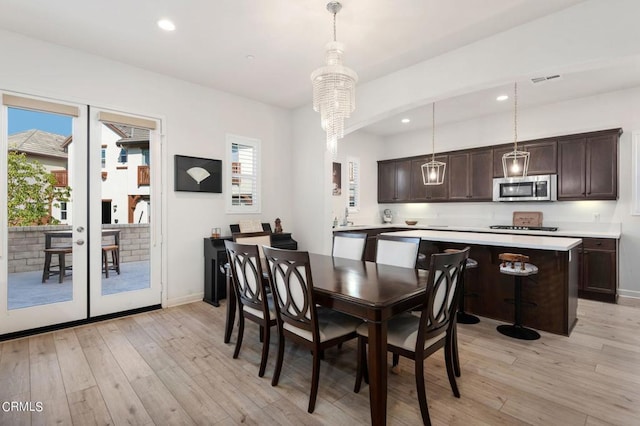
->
7;260;150;310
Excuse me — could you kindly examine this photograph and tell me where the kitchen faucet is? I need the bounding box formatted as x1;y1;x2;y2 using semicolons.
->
342;207;353;226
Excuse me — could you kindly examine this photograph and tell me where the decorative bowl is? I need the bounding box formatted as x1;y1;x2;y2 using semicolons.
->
405;220;418;225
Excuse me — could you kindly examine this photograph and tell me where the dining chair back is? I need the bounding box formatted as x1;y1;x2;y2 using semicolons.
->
233;231;272;258
332;231;368;260
224;240;276;377
263;246;362;413
354;246;470;426
375;234;422;268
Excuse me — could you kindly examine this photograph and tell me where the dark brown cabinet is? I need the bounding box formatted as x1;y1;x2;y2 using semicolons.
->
377;128;619;204
558;129;619;200
378;159;411;203
410;156;448;201
578;238;617;303
493;139;557;177
448;148;493;201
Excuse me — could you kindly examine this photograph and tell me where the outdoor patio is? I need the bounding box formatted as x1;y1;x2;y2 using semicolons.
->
7;260;150;310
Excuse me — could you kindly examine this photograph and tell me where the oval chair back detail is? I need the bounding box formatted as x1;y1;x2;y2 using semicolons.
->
375;235;421;268
354;247;470;426
262;246;362;413
224;241;276;377
332;231;367;260
497;253;540;340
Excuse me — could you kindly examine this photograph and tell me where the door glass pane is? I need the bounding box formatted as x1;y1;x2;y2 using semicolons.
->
6;107;73;309
99;122;150;295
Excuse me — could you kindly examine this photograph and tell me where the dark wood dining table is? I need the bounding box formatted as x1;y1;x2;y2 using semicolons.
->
224;252;430;426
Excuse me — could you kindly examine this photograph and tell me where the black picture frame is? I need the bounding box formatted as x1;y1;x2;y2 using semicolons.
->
332;162;342;196
174;155;222;193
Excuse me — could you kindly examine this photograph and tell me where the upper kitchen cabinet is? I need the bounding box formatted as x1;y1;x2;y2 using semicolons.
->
410;156;448;201
557;129;620;200
493;139;557;177
378;159;412;203
448;148;493;201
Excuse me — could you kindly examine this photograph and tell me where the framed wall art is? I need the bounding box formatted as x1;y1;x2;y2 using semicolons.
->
332;162;342;196
174;155;222;193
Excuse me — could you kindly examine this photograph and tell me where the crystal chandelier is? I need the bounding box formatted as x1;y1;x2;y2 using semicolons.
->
502;82;529;178
421;103;446;185
311;1;358;156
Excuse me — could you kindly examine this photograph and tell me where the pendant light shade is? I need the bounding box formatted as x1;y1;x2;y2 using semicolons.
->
422;103;446;185
311;1;358;156
502;82;529;178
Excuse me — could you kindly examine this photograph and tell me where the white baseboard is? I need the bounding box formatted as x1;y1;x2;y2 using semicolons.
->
166;292;204;308
618;292;640;307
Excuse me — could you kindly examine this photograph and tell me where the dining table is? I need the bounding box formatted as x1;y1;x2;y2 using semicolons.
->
224;252;430;426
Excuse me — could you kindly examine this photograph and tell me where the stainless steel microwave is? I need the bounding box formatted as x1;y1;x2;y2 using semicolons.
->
492;174;557;202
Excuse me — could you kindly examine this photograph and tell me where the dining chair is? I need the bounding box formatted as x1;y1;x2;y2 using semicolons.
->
233;231;272;258
262;246;363;413
224;240;276;377
354;247;470;426
332;231;368;260
375;234;422;268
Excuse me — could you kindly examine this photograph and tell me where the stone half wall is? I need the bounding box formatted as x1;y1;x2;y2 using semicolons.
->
7;224;150;273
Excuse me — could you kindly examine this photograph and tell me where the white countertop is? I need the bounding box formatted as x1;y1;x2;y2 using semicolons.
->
335;222;621;239
382;229;582;251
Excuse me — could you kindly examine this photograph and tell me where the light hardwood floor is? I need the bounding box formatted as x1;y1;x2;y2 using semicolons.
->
1;298;639;425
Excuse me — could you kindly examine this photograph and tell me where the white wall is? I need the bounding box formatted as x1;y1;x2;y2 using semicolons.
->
0;29;293;306
374;86;640;298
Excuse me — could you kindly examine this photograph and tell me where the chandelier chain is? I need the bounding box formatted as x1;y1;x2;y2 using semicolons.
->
513;81;518;151
432;103;436;162
333;11;337;42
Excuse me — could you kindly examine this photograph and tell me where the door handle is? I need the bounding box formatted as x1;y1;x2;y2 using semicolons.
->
76;226;85;232
75;239;85;246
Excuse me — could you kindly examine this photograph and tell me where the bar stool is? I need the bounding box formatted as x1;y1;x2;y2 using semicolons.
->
102;244;120;278
497;253;540;340
42;247;73;283
444;249;480;324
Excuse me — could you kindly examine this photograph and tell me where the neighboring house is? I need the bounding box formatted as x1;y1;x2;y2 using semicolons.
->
7;129;71;223
101;123;150;224
7;125;150;225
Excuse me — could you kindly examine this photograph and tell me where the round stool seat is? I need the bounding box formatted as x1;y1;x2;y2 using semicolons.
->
499;262;538;276
417;253;428;269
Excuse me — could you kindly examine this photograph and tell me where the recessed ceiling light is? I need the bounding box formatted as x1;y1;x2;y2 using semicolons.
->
401;118;410;124
157;19;176;31
245;54;255;60
496;95;509;102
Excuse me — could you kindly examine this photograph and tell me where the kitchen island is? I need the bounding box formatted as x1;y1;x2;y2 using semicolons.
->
382;229;582;336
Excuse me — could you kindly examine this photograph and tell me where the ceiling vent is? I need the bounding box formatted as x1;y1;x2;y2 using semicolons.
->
531;74;561;84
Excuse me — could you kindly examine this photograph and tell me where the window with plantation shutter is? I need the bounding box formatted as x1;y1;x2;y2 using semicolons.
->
348;157;360;212
226;134;261;213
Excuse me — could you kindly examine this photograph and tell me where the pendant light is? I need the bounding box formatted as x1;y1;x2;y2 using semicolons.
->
311;1;358;156
421;103;446;185
501;82;529;178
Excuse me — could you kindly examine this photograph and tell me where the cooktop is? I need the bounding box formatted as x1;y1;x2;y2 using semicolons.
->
490;225;558;232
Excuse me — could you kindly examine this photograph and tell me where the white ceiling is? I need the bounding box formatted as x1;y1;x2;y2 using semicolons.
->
3;0;636;136
364;57;640;136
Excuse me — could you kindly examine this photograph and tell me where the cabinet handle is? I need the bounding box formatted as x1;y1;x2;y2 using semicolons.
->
595;242;602;246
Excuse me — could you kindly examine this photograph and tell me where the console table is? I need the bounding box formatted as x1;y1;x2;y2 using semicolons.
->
203;232;297;306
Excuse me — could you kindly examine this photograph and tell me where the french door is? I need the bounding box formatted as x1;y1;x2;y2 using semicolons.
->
0;92;162;336
88;107;161;317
